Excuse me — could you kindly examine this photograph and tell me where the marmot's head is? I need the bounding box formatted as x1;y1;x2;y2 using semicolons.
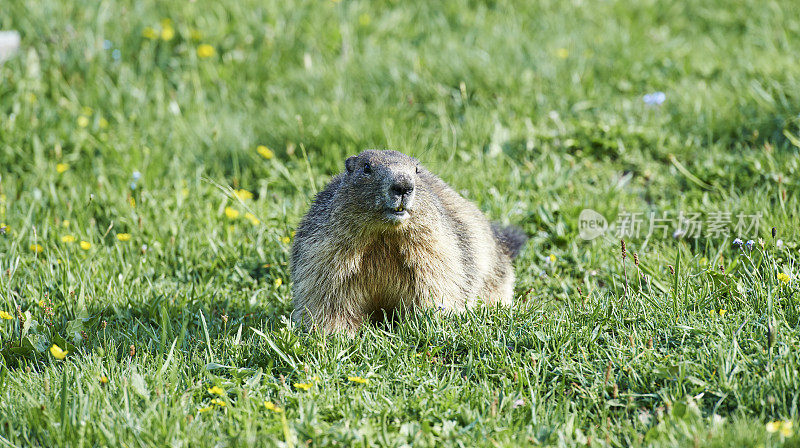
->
335;149;424;228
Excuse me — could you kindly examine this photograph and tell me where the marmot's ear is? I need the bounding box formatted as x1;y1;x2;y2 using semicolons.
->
345;156;358;173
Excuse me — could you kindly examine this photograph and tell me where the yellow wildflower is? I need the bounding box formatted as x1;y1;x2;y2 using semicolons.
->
244;213;260;226
548;254;556;263
348;376;368;384
0;311;13;320
61;235;76;243
274;278;282;288
50;344;68;360
234;189;253;200
129;197;136;207
281;236;291;244
79;241;91;250
256;145;274;159
719;309;726;316
142;27;158;39
556;48;569;59
291;231;296;238
224;207;240;219
197;44;215;58
77;116;90;128
56;163;69;174
30;244;43;253
777;273;790;284
116;233;132;242
100;376;109;384
38;299;46;307
208;386;225;396
264;401;282;412
62;220;70;228
161;26;175;41
198;405;214;413
210;398;226;407
294;382;312;391
767;420;794;437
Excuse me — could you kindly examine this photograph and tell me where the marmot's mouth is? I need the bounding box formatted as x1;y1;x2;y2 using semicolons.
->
385;206;410;223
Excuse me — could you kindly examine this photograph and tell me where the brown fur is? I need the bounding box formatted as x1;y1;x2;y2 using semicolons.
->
290;150;525;334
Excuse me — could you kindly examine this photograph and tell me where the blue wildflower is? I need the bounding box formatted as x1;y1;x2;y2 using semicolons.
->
112;49;121;61
103;40;113;50
129;181;137;190
732;238;743;247
643;91;666;106
745;240;755;250
132;171;142;181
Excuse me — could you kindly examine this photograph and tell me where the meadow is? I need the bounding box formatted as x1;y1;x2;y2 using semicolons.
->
1;0;800;446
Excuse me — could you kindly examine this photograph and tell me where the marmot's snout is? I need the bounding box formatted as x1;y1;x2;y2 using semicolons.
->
384;171;415;223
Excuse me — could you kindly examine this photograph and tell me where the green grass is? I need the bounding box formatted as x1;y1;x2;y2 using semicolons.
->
1;0;800;446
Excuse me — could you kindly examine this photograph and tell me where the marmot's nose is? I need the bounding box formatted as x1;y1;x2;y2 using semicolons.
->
389;179;414;197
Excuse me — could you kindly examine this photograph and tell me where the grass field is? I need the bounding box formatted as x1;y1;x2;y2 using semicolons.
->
2;0;800;446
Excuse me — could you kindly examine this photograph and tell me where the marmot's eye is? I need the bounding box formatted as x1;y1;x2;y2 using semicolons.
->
363;163;372;174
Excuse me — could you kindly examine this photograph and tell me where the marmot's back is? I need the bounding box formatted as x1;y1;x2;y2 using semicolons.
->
290;150;526;334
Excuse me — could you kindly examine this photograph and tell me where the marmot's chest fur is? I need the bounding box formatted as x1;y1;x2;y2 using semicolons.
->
290;149;527;334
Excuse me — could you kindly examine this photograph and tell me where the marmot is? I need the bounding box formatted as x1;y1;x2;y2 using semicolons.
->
290;149;526;334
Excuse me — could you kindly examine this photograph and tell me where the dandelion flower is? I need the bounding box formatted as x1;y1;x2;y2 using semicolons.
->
77;116;90;128
257;145;274;159
347;376;368;384
208;386;225;396
548;254;556;263
264;401;282;412
719;309;726;316
767;420;794;437
30;244;43;253
142;27;158;39
197;44;215;58
244;213;260;226
234;189;253;200
224;207;240;219
61;235;76;243
274;278;283;288
210;398;226;407
294;382;312;391
50;344;68;360
100;376;109;384
56;163;69;174
778;273;790;284
116;233;132;242
160;26;175;41
198;405;214;413
80;241;91;250
281;236;291;244
0;311;13;320
38;299;46;307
